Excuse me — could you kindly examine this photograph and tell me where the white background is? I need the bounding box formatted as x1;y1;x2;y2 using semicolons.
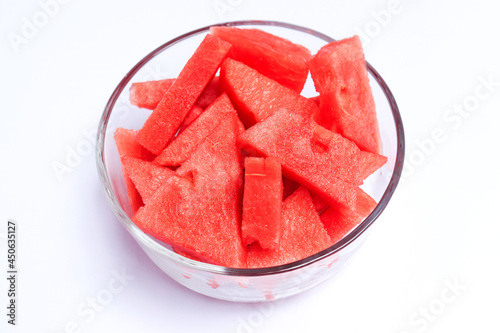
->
1;0;499;332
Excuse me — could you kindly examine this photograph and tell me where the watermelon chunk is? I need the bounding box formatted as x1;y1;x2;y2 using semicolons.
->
178;105;204;133
238;108;362;211
220;58;319;128
309;35;381;154
247;187;331;268
210;26;311;93
129;78;175;110
242;156;283;250
114;128;156;213
137;34;231;155
154;94;238;166
133;114;247;268
320;187;377;245
358;150;388;181
121;156;175;203
195;76;221;109
129;76;221;111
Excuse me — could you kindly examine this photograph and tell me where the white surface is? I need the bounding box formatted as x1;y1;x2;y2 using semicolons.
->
1;0;499;332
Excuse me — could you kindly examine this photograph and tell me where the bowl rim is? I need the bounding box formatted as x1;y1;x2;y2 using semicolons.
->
96;20;405;277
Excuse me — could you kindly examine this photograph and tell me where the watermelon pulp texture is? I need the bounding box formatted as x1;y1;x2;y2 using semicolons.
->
242;156;283;250
210;26;311;93
238;108;362;211
122;156;175;204
309;35;382;154
153;93;237;167
220;58;319;128
137;34;231;155
247;186;331;268
129;76;221;111
129;78;175;110
320;187;377;244
115;28;388;269
114;128;155;214
133;113;247;268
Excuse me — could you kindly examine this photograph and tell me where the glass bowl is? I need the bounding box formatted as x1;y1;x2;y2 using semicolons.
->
96;20;404;302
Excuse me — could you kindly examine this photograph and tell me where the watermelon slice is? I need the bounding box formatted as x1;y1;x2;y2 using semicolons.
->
238;108;362;211
210;26;311;93
358;150;388;181
129;78;175;110
121;156;175;203
129;76;221;111
247;186;331;268
178;105;204;133
242;156;283;250
133;114;247;268
320;187;377;245
220;58;319;128
195;76;221;109
137;34;231;155
154;94;238;166
114;128;156;213
309;35;381;154
312;194;329;214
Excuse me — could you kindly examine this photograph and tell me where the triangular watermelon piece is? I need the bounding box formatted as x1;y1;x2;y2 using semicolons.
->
210;26;311;93
309;35;382;154
133;113;247;268
129;76;221;111
121;156;175;204
358;150;388;182
154;93;238;166
195;76;221;109
114;128;156;214
220;58;319;128
238;108;362;211
178;105;204;133
247;186;331;268
320;187;377;245
242;156;283;250
137;34;231;155
129;78;175;110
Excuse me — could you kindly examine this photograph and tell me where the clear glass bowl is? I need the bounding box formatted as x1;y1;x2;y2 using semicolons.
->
96;20;404;302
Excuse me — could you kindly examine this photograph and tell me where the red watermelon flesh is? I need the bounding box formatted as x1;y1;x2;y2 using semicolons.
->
154;93;238;167
238;108;362;211
309;35;381;154
220;58;319;128
114;128;156;214
129;78;175;110
133;114;247;268
247;186;331;268
210;26;311;93
121;156;175;203
137;34;231;155
129;76;221;111
320;187;377;245
358;150;388;182
178;105;204;133
282;177;300;200
242;156;283;250
309;95;321;106
195;76;221;109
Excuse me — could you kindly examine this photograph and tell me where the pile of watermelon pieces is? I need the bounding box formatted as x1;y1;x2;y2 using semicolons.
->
114;26;388;268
